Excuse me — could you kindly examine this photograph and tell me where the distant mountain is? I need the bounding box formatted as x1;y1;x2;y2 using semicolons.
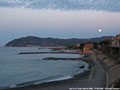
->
5;36;113;47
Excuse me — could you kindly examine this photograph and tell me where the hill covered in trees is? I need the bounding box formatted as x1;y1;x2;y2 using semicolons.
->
5;36;112;47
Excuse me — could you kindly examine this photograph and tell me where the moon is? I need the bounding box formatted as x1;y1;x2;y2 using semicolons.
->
98;29;102;32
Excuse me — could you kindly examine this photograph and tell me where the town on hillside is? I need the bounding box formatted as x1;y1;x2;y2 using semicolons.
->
66;34;120;88
67;34;120;60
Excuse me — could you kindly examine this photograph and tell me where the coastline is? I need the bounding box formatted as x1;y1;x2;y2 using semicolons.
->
4;71;91;90
4;63;91;90
0;47;90;90
4;53;107;90
2;56;91;90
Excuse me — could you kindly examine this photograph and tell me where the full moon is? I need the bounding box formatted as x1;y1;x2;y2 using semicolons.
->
98;29;102;32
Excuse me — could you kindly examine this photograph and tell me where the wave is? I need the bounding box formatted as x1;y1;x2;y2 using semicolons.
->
2;75;73;90
34;75;73;85
1;63;89;90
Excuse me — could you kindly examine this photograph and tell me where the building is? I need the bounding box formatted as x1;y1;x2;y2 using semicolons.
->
111;37;119;46
76;44;80;47
100;38;112;47
83;43;94;53
100;34;120;60
116;34;120;40
111;34;120;47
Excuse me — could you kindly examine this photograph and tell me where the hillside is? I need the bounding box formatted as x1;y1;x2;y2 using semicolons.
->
5;36;113;47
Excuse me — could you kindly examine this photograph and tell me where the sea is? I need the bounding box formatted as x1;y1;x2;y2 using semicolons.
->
0;47;89;89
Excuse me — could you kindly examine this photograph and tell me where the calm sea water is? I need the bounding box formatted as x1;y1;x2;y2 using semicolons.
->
0;47;88;89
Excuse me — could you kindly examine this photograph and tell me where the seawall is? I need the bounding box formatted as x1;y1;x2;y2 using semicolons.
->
95;50;120;88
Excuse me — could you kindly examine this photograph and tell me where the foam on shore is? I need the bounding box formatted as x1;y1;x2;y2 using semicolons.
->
3;66;89;90
34;75;73;85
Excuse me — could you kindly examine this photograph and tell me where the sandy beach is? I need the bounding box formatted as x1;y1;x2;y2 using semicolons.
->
4;54;107;90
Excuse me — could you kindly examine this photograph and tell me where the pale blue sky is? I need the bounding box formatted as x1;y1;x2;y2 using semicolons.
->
0;0;120;46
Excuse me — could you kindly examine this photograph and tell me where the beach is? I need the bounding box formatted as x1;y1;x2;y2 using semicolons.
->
5;54;107;90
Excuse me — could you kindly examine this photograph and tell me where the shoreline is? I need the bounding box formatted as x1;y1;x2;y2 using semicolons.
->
3;54;107;90
42;57;83;60
4;70;91;90
4;71;91;90
2;52;92;90
1;48;107;90
4;67;91;90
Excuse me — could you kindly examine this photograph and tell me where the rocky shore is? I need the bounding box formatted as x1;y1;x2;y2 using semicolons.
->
42;57;83;60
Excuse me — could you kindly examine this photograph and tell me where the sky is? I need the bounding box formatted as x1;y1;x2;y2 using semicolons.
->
0;0;120;46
